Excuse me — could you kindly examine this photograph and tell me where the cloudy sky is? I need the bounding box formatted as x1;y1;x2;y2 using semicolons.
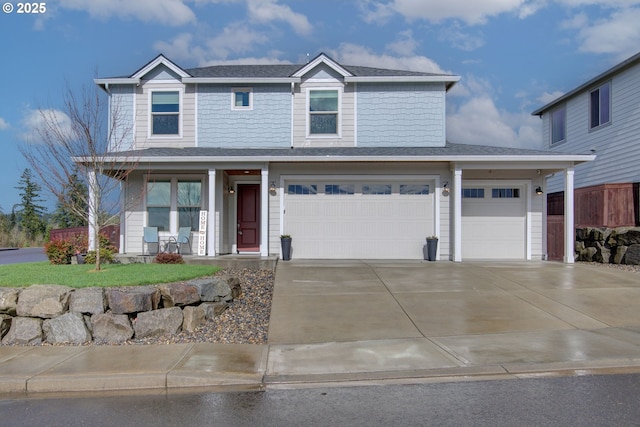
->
1;0;639;210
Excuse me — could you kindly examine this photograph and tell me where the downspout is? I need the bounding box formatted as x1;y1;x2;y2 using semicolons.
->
290;82;295;148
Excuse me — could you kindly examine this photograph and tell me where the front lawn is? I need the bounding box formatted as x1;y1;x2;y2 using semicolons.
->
0;262;220;288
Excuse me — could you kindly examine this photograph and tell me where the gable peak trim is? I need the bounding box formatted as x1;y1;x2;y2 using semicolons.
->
130;54;191;80
291;52;353;78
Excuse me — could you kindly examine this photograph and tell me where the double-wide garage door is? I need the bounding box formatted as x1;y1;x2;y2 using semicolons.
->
284;180;434;259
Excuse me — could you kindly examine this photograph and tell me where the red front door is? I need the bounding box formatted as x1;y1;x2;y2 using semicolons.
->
237;184;260;252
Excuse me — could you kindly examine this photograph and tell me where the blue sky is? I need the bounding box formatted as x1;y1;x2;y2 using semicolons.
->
1;0;639;212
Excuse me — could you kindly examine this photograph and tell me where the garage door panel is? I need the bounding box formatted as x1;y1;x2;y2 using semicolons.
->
462;184;526;260
285;182;434;259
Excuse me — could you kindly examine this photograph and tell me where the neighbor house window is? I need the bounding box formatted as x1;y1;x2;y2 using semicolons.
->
550;106;566;145
232;88;253;110
178;181;202;231
309;89;339;135
151;91;180;135
147;181;171;231
590;82;611;129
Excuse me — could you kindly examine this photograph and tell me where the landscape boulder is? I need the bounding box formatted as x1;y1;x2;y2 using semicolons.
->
91;313;134;344
182;306;206;333
1;316;43;345
199;302;229;320
43;312;92;344
0;314;12;339
191;277;233;302
69;287;106;315
159;282;201;307
107;286;160;314
16;285;72;318
0;288;19;316
133;307;183;338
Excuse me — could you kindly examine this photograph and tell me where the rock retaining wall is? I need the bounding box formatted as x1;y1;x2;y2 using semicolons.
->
0;276;240;345
575;227;640;265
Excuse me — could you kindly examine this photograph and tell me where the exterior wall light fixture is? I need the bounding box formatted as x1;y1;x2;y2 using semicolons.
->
535;186;543;195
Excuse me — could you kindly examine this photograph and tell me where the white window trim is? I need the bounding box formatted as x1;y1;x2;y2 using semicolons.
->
231;87;253;110
549;106;566;146
588;81;611;131
305;87;342;138
148;88;184;139
144;174;205;235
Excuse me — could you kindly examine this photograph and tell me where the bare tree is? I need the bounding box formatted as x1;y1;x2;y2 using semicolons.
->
21;81;138;270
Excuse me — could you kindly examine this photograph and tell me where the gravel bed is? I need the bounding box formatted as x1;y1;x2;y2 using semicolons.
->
124;268;275;346
578;261;640;273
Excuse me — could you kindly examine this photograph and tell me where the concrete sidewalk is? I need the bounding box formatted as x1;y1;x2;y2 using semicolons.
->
2;260;640;395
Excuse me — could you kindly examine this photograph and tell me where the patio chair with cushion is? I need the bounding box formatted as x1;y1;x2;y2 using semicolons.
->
176;227;193;254
143;227;159;255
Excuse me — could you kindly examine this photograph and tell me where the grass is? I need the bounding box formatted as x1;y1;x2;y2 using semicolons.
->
0;262;221;288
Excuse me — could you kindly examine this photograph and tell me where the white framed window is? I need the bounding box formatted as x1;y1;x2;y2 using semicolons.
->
492;188;520;198
146;176;204;233
232;87;253;110
307;88;341;136
150;90;182;137
550;106;566;145
589;81;611;129
147;180;171;231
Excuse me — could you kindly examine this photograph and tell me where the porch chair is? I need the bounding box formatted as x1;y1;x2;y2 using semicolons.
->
143;227;159;255
176;227;192;254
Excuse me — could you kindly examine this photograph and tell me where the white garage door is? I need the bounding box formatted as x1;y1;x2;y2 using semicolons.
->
462;184;526;259
284;180;435;259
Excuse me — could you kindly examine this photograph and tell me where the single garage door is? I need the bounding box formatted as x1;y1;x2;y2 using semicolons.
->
462;184;526;259
284;180;435;259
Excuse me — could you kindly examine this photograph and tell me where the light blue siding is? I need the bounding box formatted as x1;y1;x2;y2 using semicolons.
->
109;85;135;151
546;63;640;192
198;84;291;148
357;82;446;147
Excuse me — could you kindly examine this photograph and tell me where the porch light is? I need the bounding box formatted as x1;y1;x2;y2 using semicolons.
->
442;182;450;195
227;186;235;195
269;181;277;194
535;186;543;195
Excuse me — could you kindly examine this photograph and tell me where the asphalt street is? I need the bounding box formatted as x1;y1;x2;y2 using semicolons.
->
0;247;47;265
1;373;639;426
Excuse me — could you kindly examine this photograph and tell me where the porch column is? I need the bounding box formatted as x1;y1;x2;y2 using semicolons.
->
88;168;97;251
260;167;269;256
453;167;463;262
207;169;216;257
564;167;575;264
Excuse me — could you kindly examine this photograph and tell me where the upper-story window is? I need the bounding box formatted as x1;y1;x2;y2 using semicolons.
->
232;88;253;110
550;106;566;145
151;91;180;136
308;89;340;135
589;81;611;129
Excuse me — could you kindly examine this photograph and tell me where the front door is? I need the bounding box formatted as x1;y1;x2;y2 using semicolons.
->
237;184;260;252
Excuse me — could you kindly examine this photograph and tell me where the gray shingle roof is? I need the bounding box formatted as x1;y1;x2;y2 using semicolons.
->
108;142;590;160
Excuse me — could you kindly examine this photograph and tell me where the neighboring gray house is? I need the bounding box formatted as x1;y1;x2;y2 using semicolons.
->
533;51;640;233
93;53;592;262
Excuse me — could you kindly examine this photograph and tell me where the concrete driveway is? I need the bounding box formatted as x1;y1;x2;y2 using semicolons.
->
266;260;640;383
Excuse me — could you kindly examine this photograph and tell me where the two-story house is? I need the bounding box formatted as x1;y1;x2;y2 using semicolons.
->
93;53;592;262
533;51;640;260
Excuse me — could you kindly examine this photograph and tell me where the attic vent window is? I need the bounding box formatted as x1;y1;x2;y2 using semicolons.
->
151;91;180;135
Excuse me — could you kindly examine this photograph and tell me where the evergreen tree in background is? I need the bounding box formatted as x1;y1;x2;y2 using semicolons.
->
52;170;88;228
15;168;46;239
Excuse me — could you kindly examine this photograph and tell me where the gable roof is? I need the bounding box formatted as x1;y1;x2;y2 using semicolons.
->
532;50;640;116
96;52;460;89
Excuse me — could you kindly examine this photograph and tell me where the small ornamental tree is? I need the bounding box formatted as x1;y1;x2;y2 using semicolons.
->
21;80;138;270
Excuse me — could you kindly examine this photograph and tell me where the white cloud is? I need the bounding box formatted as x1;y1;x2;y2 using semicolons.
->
571;8;640;59
0;118;9;130
20;109;73;143
390;0;528;25
154;33;207;63
447;97;542;149
247;0;312;35
358;0;396;24
537;91;565;105
438;26;485;51
385;30;419;56
329;43;449;74
206;23;270;59
59;0;195;26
